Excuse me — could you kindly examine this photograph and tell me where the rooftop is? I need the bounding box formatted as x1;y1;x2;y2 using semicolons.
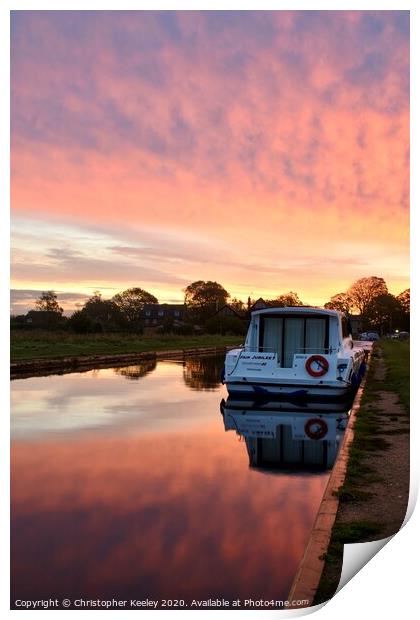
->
251;306;342;317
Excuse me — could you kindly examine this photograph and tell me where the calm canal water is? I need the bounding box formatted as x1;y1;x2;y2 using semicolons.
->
11;354;345;609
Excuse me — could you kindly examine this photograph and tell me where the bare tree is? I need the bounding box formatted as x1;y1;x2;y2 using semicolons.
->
35;291;63;314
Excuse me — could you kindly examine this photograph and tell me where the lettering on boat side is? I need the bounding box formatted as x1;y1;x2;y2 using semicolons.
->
240;354;275;360
245;362;267;366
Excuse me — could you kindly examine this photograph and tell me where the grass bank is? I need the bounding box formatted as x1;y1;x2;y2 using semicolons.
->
11;330;242;362
378;339;409;411
314;339;410;604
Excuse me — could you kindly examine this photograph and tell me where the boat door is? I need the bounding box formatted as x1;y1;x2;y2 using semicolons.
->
260;315;329;367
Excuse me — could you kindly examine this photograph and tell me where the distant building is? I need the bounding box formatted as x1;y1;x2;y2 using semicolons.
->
142;304;186;326
25;310;63;328
213;304;245;319
210;304;249;326
349;314;363;337
210;298;269;323
249;298;267;312
212;300;271;324
212;299;360;329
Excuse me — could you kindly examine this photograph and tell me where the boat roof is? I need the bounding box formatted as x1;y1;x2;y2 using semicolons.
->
251;306;342;318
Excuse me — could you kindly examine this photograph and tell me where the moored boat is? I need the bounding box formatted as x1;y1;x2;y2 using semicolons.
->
222;307;367;400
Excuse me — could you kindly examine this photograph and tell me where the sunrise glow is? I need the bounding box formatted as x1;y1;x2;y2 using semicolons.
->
11;10;409;314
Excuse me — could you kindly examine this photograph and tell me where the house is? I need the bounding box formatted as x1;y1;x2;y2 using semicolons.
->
25;310;63;328
213;304;245;319
141;304;186;326
249;297;267;312
210;298;268;322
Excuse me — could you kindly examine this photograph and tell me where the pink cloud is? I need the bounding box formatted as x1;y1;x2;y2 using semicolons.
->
11;11;409;304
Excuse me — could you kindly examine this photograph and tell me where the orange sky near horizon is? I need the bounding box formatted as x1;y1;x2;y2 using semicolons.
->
11;11;409;314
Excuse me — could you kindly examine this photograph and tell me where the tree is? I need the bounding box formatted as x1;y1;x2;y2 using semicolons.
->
67;310;94;334
324;292;353;314
205;315;247;336
82;291;127;331
184;280;230;323
347;277;388;316
35;291;63;314
363;293;402;334
396;288;410;331
267;291;303;307
112;287;158;324
229;298;246;314
397;289;410;314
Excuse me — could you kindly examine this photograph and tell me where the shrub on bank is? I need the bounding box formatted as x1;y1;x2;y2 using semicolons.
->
205;316;247;336
67;310;95;334
155;319;195;336
67;308;143;334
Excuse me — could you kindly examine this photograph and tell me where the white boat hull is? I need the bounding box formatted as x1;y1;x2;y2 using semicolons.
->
224;380;354;399
223;348;367;401
223;307;368;402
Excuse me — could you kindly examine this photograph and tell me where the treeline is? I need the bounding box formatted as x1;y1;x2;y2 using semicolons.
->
11;276;410;336
324;276;410;334
12;288;158;334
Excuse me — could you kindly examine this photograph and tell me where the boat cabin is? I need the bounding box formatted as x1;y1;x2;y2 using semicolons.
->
244;307;352;368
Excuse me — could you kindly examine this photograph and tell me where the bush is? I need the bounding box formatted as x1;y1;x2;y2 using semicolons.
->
205;316;247;336
161;318;175;334
128;323;144;335
10;315;28;330
67;310;94;334
156;320;195;336
173;323;195;335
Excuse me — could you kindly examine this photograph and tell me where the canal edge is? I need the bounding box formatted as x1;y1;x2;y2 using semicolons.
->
287;370;369;607
10;345;237;379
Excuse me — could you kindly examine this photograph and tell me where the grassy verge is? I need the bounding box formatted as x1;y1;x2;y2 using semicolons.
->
315;519;384;604
10;330;243;361
379;340;409;412
314;340;409;604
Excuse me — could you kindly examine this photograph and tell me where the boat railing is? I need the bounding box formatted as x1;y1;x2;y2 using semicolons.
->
242;346;277;353
242;346;338;354
294;347;336;354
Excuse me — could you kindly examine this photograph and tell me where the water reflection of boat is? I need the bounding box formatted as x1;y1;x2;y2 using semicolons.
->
224;393;354;413
223;307;367;400
220;398;349;471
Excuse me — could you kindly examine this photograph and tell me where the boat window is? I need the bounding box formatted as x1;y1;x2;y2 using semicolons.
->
262;317;283;354
306;318;327;352
259;314;329;366
284;318;304;367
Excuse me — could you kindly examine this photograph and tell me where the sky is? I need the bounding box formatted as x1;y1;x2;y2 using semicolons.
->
10;10;410;315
